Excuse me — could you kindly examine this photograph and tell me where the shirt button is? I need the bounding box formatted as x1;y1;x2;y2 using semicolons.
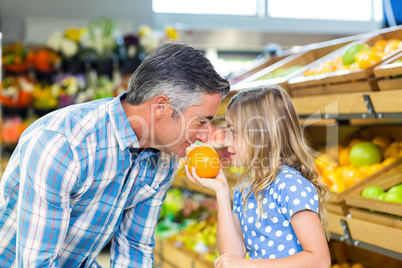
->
108;225;112;229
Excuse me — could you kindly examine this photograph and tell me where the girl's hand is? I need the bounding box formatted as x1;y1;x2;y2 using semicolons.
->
214;253;247;268
185;165;229;194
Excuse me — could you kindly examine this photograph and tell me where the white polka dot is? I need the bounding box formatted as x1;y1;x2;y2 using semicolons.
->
251;231;256;236
256;222;261;228
289;248;296;255
269;254;275;259
269;188;274;194
297;240;300;244
314;194;319;201
261;249;266;255
283;220;289;227
297;179;302;184
278;196;281;202
290;186;297;192
241;219;244;225
255;244;259;250
254;251;258;257
248;217;254;223
285;196;289;202
268;240;274;247
260;236;265;242
262;213;268;219
310;199;314;205
243;233;245;238
237;207;240;212
247;239;252;245
301;191;307;197
247;245;251;250
278;244;285;251
263;197;268;204
289;209;294;216
306;187;312;192
244;225;248;231
276;230;282;237
286;234;293;241
290;171;295;174
269;203;275;209
279;183;286;189
293;199;300;205
281;208;287;214
286;174;293;178
273;193;278;199
305;204;311;209
272;217;278;223
265;226;272;233
248;202;255;209
256;208;260;215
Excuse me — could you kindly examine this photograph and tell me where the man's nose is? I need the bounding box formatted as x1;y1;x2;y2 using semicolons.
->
195;124;211;143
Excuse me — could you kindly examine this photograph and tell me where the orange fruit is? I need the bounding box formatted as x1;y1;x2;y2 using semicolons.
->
187;145;220;178
384;39;401;55
349;139;364;148
355;51;382;69
364;163;383;176
372;39;388;52
382;157;396;167
351;264;365;268
339;147;351;166
339;166;366;188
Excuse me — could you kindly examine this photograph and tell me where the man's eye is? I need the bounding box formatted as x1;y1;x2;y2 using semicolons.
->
199;121;207;126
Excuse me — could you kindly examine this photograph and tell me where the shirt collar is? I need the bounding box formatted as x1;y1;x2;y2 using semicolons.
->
108;92;140;150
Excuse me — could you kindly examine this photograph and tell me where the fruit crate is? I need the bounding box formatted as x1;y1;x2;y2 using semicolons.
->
228;53;290;85
374;51;402;91
230;35;359;94
154;237;213;268
288;26;402;97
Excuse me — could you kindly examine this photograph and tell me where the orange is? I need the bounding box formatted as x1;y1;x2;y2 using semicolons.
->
372;136;391;156
338;147;351;166
355;51;381;69
372;39;388;52
384;142;401;158
340;166;366;188
382;157;396;167
187;146;220;178
384;39;401;55
349;139;364;148
364;163;383;176
351;264;365;268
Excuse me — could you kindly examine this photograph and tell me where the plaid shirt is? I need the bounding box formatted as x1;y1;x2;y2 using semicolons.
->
0;93;178;267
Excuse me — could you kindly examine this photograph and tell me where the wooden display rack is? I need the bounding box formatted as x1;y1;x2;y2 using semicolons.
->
342;160;402;254
230;34;359;94
154;237;213;268
374;51;402;91
288;26;402;97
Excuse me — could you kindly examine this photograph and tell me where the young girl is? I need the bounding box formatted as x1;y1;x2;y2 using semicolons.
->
185;85;331;268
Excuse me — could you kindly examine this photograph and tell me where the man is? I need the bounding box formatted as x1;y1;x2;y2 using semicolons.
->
0;41;230;267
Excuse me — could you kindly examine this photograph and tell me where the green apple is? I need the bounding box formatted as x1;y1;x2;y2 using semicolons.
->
383;192;402;203
361;186;385;199
387;184;402;195
379;193;387;201
350;142;382;168
342;43;370;66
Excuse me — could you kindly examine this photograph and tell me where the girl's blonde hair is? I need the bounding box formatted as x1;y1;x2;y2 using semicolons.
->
227;85;329;238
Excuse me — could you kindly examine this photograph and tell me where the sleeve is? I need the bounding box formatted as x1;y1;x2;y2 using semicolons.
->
17;130;78;267
110;161;177;267
277;175;319;222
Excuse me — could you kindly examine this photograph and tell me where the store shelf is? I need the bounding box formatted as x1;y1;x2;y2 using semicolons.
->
291;89;402;120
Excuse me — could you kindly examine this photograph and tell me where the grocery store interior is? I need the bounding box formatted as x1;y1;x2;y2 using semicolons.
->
1;0;402;267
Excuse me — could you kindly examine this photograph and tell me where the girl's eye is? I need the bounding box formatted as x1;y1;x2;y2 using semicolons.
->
230;129;236;136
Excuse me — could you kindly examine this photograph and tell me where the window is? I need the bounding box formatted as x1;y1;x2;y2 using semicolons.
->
268;0;382;22
153;0;258;16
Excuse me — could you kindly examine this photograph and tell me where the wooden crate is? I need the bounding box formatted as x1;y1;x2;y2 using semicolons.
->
288;25;402;97
228;54;290;85
154;238;213;268
344;159;402;217
230;35;359;94
374;51;402;91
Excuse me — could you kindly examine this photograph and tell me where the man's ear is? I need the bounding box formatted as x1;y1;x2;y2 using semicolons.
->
153;95;170;119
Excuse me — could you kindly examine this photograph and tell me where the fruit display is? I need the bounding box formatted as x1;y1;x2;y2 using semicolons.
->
303;39;402;76
331;262;365;268
0;76;34;108
361;184;402;203
315;135;401;193
254;64;303;81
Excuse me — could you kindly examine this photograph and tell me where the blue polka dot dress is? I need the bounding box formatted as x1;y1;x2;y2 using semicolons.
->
232;166;319;259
